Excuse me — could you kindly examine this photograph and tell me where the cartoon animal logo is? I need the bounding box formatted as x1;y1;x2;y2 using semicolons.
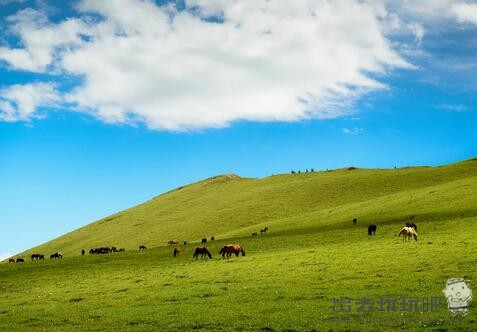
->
443;278;472;316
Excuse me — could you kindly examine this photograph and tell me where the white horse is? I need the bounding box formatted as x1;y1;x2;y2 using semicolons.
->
398;226;418;241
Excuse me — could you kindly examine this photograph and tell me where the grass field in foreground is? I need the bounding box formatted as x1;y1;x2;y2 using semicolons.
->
1;159;476;331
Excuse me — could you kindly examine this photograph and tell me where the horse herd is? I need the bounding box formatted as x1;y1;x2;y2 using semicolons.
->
192;244;246;260
362;217;419;242
9;252;62;263
251;227;268;237
89;247;126;254
7;219;420;264
7;234;251;264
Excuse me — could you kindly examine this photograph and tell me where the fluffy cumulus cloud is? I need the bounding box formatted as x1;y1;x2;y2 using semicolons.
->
0;82;60;122
0;0;470;130
451;3;477;25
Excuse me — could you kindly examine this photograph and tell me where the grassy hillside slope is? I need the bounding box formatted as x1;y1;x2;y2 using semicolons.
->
1;158;476;331
19;158;477;257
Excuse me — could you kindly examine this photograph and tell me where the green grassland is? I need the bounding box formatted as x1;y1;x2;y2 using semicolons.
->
1;159;477;331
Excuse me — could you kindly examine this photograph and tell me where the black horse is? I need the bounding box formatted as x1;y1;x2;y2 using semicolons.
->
193;247;212;260
89;247;112;254
368;224;377;236
201;238;207;245
50;252;63;259
173;247;180;257
31;254;44;261
16;258;25;263
139;245;147;251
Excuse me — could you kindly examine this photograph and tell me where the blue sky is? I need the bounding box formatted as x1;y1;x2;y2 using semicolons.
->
1;0;477;258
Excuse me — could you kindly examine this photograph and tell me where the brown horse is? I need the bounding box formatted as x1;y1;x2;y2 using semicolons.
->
8;258;15;263
219;244;246;259
168;240;179;246
251;232;258;237
193;247;212;260
139;245;147;251
16;258;24;263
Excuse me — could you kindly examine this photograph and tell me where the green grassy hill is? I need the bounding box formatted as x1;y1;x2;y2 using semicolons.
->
1;158;476;331
18;158;477;257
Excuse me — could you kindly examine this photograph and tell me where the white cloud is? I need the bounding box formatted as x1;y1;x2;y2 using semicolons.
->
0;0;418;130
0;8;91;72
387;0;456;20
407;23;425;43
451;3;477;25
436;103;469;112
342;127;364;135
0;82;60;122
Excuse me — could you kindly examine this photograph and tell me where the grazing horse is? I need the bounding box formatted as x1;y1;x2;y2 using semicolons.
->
89;247;112;254
9;258;15;263
50;252;63;259
398;227;418;241
368;224;377;236
193;247;212;260
260;227;268;234
168;240;179;246
251;232;258;237
16;258;25;263
405;222;417;231
139;245;147;251
201;238;207;245
173;247;180;257
118;248;126;252
220;244;246;259
31;254;44;261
